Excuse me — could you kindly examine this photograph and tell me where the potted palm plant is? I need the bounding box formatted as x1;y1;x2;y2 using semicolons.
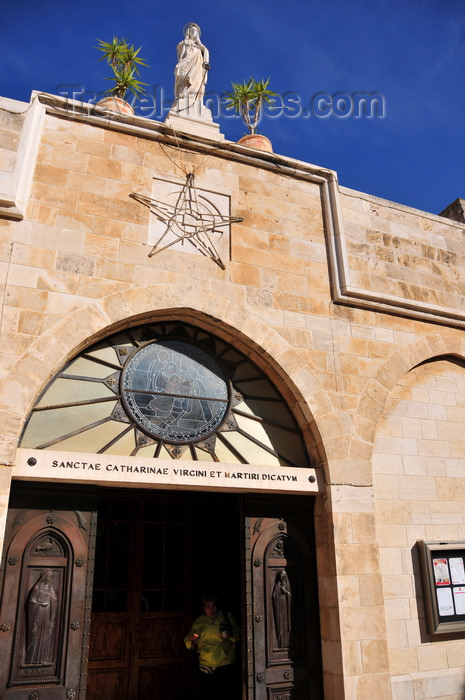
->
223;77;277;152
96;36;149;115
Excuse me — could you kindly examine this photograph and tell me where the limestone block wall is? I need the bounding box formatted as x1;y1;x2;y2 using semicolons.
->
1;93;465;699
0;98;26;196
374;358;465;700
339;188;465;323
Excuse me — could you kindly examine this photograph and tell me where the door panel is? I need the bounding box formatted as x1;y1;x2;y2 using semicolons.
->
88;617;126;659
0;485;96;700
246;499;322;700
86;668;124;699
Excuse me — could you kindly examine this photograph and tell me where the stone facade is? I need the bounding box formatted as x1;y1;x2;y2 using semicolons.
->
1;92;465;699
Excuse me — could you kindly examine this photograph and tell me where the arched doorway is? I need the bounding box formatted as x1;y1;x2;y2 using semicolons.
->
3;319;323;699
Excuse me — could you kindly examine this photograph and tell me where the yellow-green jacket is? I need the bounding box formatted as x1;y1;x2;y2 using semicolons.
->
184;611;240;669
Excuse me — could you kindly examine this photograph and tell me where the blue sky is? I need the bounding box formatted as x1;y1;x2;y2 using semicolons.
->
3;0;464;215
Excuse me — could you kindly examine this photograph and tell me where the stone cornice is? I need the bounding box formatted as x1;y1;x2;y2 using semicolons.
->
0;95;45;221
330;188;465;329
35;91;337;186
5;91;465;329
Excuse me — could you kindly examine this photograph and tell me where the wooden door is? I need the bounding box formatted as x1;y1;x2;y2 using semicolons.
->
0;484;96;700
246;498;322;700
86;491;241;700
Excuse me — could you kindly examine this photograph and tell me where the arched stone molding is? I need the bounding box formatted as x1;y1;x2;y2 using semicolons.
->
350;333;465;481
0;283;355;695
0;282;348;476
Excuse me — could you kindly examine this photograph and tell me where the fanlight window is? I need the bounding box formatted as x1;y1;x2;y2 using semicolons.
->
20;322;310;466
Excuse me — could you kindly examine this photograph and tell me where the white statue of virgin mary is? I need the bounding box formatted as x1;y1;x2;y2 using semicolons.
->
174;23;210;101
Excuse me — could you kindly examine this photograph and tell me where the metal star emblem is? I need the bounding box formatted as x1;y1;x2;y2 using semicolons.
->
130;173;243;269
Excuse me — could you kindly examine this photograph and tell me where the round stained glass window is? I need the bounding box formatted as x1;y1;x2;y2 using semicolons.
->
120;340;230;443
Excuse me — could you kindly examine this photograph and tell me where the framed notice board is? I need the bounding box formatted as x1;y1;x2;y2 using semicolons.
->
418;541;465;634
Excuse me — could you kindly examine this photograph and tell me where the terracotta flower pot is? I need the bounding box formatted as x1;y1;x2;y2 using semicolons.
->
237;134;273;153
97;96;134;115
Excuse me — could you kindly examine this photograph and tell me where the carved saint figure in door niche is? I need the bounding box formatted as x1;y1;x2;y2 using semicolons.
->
25;569;57;665
272;570;292;648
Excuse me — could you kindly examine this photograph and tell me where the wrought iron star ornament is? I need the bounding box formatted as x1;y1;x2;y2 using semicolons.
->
130;172;243;269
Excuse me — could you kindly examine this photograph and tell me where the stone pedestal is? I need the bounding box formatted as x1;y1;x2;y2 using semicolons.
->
165;95;224;141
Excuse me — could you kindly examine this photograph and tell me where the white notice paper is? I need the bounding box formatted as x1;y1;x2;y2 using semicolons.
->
453;587;465;615
450;558;465;585
437;587;454;616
